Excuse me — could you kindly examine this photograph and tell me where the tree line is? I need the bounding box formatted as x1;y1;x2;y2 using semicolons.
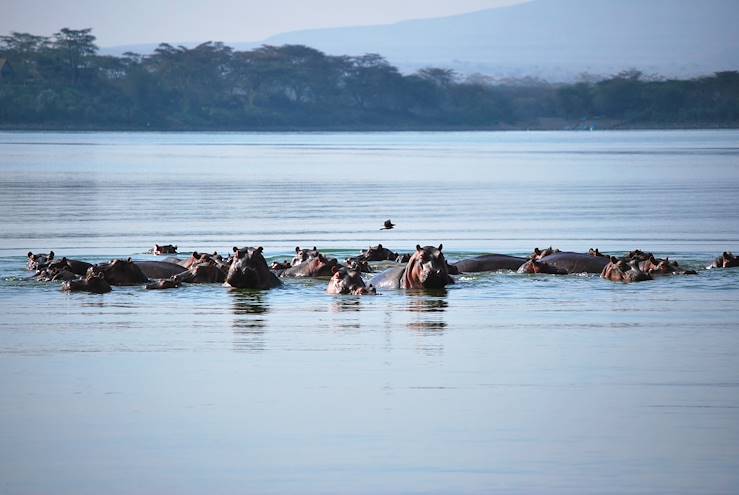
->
1;28;738;129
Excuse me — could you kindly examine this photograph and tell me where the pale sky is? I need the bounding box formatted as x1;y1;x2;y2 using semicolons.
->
1;0;524;46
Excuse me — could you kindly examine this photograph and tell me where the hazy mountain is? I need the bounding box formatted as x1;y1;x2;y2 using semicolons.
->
259;0;739;80
102;0;739;81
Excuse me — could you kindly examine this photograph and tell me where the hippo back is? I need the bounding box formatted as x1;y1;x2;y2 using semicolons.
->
453;254;527;273
538;252;610;274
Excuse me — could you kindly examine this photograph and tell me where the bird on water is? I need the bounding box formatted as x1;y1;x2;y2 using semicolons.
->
381;219;395;230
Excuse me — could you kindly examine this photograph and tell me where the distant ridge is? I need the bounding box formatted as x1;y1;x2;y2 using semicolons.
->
102;0;739;81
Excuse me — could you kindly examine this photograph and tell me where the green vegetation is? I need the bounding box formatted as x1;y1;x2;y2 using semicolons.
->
1;28;738;130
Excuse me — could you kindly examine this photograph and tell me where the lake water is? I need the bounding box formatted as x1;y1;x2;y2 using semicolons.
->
1;130;738;494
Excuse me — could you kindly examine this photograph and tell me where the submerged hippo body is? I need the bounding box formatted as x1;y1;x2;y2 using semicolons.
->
134;261;189;279
327;267;376;295
226;246;282;289
370;244;454;290
89;258;149;285
62;272;112;294
453;254;527;273
47;257;93;276
521;252;611;274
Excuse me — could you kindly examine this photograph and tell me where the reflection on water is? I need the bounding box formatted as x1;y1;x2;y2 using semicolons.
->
231;290;269;352
406;291;448;334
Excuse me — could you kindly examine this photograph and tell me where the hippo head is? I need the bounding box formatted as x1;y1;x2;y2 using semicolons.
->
227;246;280;289
189;259;226;283
89;258;148;285
146;275;182;290
625;260;652;282
721;251;738;268
327;266;375;295
292;246;320;266
402;244;453;289
363;244;397;262
63;271;112;294
345;259;372;273
304;254;339;277
589;248;606;257
517;259;567;275
601;256;626;282
27;250;55;270
154;244;177;255
271;260;292;270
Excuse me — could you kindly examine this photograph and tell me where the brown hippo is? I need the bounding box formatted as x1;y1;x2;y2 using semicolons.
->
178;259;227;283
345;259;372;273
588;248;607;257
88;258;149;285
133;261;189;279
146;276;183;290
395;253;412;263
327;267;376;295
452;254;527;273
530;246;560;261
601;257;652;283
177;251;223;269
280;253;340;278
712;251;739;268
153;244;178;255
291;246;321;266
520;251;610;274
36;264;78;282
226;246;282;289
46;257;93;277
369;244;454;290
27;251;54;270
271;260;292;270
62;272;112;294
517;258;568;275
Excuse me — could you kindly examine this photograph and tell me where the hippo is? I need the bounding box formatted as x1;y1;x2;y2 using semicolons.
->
280;253;339;278
46;257;93;277
271;260;292;270
601;257;652;283
520;251;610;274
517;258;568;275
146;276;182;290
370;244;454;290
180;251;223;269
62;272;112;294
395;253;412;263
350;244;399;263
712;251;739;268
292;246;321;266
327;267;376;295
226;246;282;289
27;251;54;270
133;261;189;280
153;244;178;255
345;259;372;273
452;254;527;273
36;264;78;282
178;259;227;283
89;258;149;285
588;248;607;257
530;246;560;261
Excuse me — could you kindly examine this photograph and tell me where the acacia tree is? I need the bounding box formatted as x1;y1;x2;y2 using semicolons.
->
51;28;98;85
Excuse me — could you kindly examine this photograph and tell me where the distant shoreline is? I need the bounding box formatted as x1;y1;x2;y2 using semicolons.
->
1;122;737;133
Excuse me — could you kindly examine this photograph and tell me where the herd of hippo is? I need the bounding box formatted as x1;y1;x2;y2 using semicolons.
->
24;243;739;295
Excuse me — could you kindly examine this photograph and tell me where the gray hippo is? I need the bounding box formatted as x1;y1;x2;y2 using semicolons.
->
452;254;527;273
518;251;610;274
46;257;93;277
601;257;652;283
370;244;454;290
134;261;189;279
327;267;376;295
349;244;399;263
62;272;112;294
291;246;321;266
226;246;282;289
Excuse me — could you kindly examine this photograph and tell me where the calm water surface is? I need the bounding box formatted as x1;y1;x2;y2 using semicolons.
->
1;130;738;494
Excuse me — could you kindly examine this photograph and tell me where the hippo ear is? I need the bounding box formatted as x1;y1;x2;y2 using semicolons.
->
438;244;443;252
378;244;382;249
295;246;300;253
312;246;317;251
416;245;422;251
155;244;160;249
193;251;200;259
62;257;67;262
213;251;218;256
610;256;618;263
49;251;55;260
174;245;177;250
233;246;239;253
235;249;243;259
127;257;132;263
27;251;33;258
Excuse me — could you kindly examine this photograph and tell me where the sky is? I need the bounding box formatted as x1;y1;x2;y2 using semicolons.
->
1;0;525;47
